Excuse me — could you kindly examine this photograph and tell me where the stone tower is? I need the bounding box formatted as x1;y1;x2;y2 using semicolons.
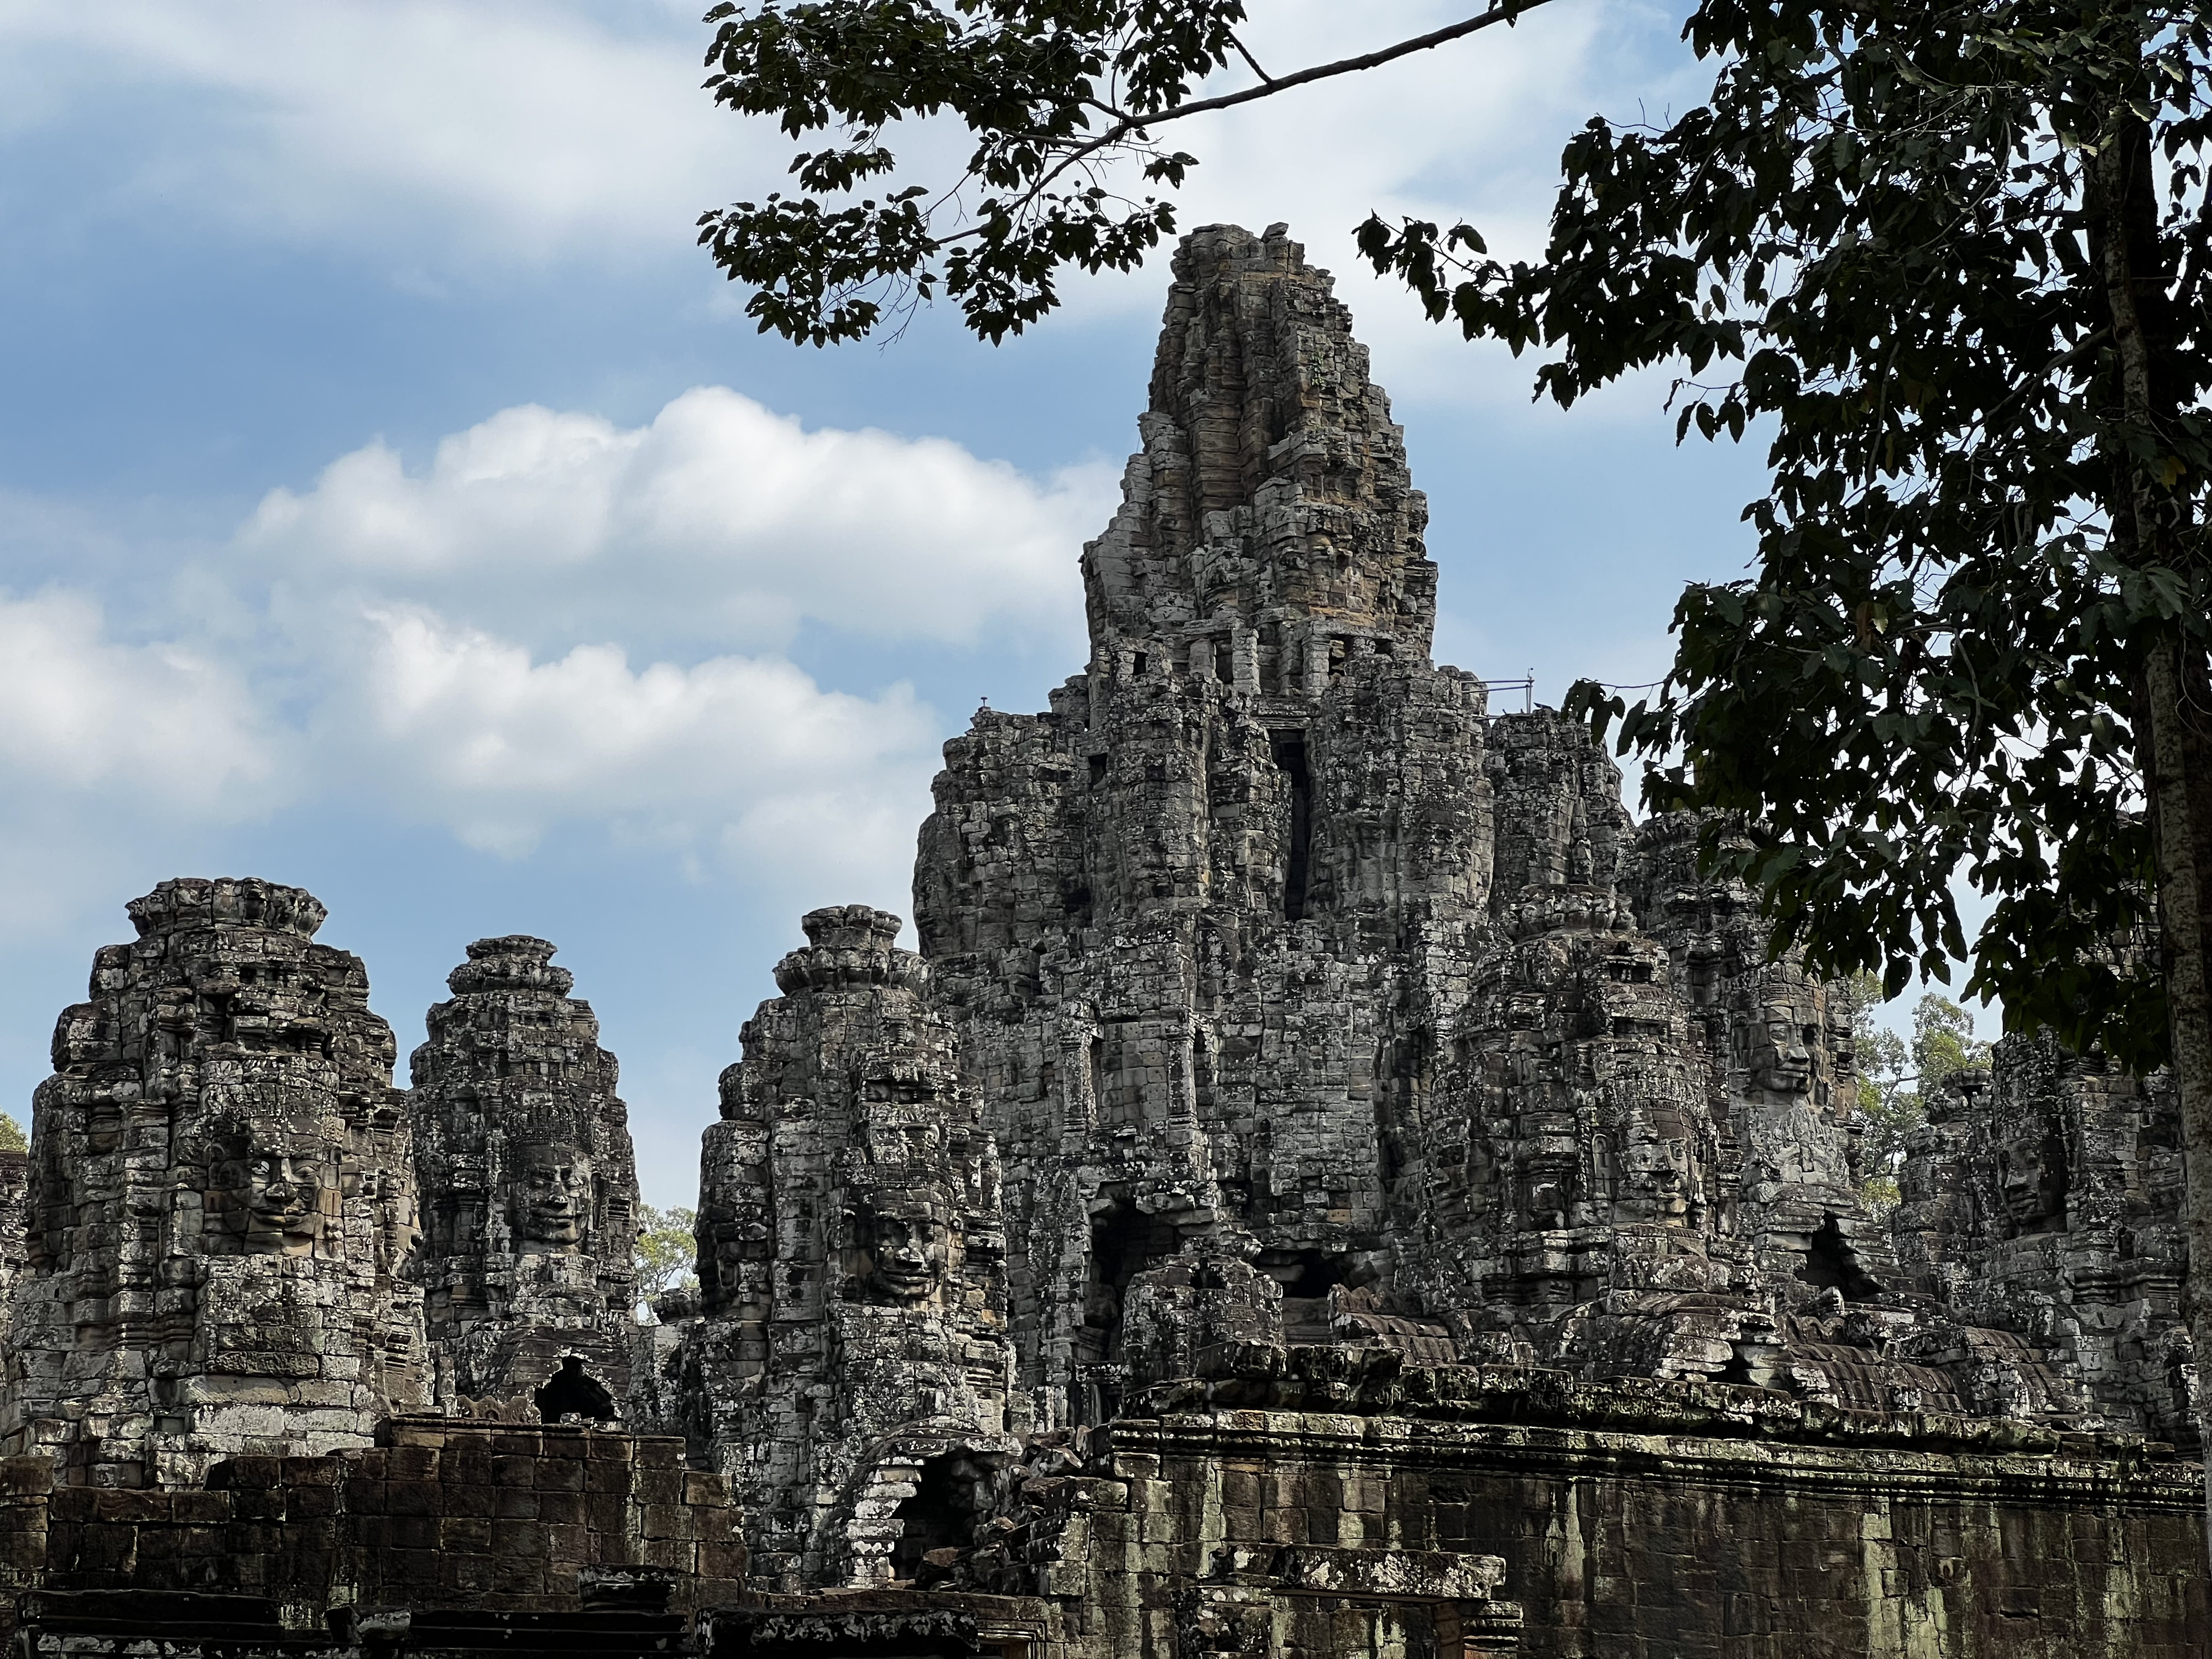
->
912;224;1665;1428
910;223;1909;1430
1620;815;1891;1290
5;878;425;1486
409;935;640;1417
1892;1037;2195;1440
690;905;1012;1592
1408;888;1743;1363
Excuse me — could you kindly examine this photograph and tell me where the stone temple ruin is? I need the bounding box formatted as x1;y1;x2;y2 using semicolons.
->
0;226;2201;1656
410;935;638;1420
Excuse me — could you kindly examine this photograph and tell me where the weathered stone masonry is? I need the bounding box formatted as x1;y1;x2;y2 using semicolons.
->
411;933;640;1417
4;878;427;1491
683;904;1014;1595
0;224;2201;1656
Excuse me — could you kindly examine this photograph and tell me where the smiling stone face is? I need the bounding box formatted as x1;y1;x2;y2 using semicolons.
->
1996;1128;2068;1235
1618;1119;1697;1227
513;1143;591;1249
210;1126;334;1256
1751;999;1817;1097
863;1204;951;1302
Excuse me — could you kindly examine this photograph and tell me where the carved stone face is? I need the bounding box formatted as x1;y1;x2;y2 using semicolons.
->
1520;1156;1577;1230
514;1144;591;1249
1997;1129;2067;1233
2147;1145;2186;1215
860;1202;951;1302
861;1064;943;1109
698;1199;744;1292
1618;1127;1695;1227
1751;999;1817;1097
212;1130;332;1255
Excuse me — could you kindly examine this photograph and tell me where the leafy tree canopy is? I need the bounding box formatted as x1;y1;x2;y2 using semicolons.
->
635;1203;700;1302
1913;990;1994;1093
695;2;2212;1081
695;1;1544;342
1848;974;1990;1215
1374;0;2212;1076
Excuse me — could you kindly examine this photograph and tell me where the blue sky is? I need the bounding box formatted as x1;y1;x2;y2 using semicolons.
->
0;1;1829;1204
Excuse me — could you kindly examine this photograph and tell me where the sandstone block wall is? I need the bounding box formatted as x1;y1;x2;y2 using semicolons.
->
948;1358;2200;1658
0;1421;742;1649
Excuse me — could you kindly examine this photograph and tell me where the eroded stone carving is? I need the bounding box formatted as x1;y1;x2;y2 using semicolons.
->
1892;1038;2195;1442
5;878;426;1486
409;935;639;1417
687;905;1013;1592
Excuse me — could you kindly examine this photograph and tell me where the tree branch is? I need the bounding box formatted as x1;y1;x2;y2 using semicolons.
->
1225;31;1275;86
1146;2;1553;127
1021;2;1557;204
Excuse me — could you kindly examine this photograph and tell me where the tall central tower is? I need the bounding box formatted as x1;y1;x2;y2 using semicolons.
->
915;225;1629;1427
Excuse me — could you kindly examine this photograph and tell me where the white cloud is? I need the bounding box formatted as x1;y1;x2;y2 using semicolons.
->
239;389;1107;654
719;790;931;922
0;0;764;267
0;381;1093;940
0;0;1702;386
333;606;938;864
0;589;275;807
0;588;283;947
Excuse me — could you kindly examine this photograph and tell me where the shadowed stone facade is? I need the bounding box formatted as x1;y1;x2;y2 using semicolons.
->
410;935;640;1418
0;225;2200;1656
1891;1032;2197;1444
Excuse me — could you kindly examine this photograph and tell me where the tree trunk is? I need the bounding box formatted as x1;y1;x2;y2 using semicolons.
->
2142;639;2212;1511
2100;100;2212;1548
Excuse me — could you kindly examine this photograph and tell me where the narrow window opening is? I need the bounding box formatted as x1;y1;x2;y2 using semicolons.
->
1131;650;1148;677
1076;1202;1169;1421
1061;881;1093;925
1269;1249;1355;1345
1088;754;1107;788
1270;732;1312;921
1214;640;1234;682
1374;1042;1405;1187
